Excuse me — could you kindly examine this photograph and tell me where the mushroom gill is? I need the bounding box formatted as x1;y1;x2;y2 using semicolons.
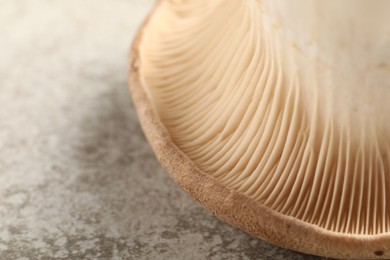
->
131;0;390;258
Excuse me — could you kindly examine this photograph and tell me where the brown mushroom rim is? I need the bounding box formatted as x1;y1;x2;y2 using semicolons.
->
130;0;390;258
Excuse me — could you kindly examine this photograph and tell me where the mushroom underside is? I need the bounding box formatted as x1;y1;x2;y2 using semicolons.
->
131;0;390;258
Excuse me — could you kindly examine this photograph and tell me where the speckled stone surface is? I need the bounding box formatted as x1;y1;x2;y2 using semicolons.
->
0;1;330;259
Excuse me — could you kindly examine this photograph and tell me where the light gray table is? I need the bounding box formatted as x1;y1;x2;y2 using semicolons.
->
0;1;327;259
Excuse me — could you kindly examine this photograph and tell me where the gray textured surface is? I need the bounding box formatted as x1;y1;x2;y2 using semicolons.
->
0;1;328;259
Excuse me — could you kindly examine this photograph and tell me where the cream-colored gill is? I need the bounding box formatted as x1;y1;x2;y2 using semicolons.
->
139;0;390;235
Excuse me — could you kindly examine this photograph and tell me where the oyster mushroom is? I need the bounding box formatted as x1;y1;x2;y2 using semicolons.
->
129;0;390;258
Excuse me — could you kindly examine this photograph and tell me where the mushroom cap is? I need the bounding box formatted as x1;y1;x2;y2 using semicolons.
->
129;0;390;258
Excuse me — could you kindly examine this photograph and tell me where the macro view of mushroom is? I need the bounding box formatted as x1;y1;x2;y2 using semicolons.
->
130;0;390;259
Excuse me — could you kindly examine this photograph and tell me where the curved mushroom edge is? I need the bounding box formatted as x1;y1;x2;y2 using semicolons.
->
128;3;390;260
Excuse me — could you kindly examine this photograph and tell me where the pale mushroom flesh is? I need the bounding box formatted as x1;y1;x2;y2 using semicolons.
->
138;0;390;236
